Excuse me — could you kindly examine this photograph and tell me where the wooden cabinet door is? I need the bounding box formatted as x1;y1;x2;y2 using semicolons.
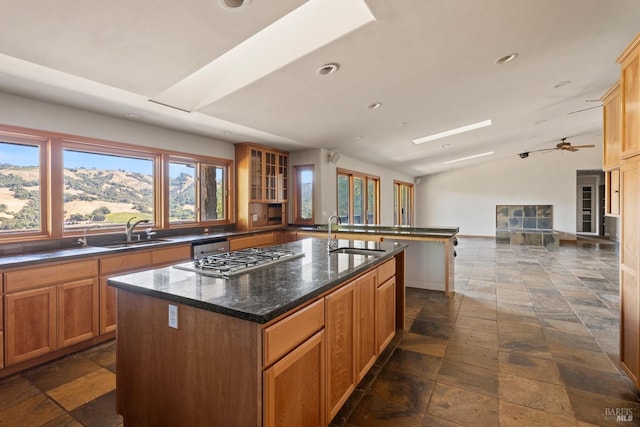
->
264;330;325;427
58;278;99;348
250;147;264;201
620;161;640;386
602;81;622;169
99;278;117;335
620;41;640;159
4;286;56;365
376;277;396;354
325;281;356;421
278;154;288;202
355;270;376;383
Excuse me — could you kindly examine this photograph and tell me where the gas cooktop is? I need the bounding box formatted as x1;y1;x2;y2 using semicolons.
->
173;247;305;278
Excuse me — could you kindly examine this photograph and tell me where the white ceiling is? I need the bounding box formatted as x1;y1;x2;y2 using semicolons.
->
0;0;638;176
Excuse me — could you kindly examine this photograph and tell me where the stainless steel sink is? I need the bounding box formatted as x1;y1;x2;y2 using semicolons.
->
330;247;385;256
97;238;169;248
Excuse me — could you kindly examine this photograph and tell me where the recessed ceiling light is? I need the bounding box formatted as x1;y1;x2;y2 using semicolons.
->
316;63;339;76
224;131;232;135
124;113;138;119
354;136;363;140
398;121;408;126
534;119;547;125
442;151;494;165
552;80;571;88
366;102;383;110
412;119;492;144
219;0;250;9
441;144;450;148
495;53;518;64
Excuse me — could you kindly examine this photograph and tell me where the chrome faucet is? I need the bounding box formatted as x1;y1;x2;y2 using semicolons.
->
328;215;341;251
77;224;100;247
125;217;150;242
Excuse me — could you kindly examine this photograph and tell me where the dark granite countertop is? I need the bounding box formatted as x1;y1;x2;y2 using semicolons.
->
108;238;407;324
289;224;459;238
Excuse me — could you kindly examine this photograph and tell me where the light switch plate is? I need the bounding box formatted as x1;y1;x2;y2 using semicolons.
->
168;304;178;329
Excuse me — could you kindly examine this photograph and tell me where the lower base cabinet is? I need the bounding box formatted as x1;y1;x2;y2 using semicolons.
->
376;277;396;353
4;287;57;365
57;278;99;348
264;330;326;427
326;282;356;420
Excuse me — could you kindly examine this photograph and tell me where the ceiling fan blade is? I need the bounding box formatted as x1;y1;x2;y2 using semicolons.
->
564;147;579;152
570;144;595;149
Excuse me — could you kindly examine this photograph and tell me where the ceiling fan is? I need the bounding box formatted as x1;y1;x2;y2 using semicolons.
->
518;138;595;159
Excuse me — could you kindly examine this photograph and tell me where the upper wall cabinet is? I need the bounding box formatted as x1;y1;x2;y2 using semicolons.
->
236;143;289;231
601;81;622;170
618;33;640;160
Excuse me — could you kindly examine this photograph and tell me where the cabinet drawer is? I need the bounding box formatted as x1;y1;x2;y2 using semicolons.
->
151;245;191;266
377;258;396;285
263;299;325;366
5;259;99;293
256;233;275;246
229;236;256;251
100;251;152;275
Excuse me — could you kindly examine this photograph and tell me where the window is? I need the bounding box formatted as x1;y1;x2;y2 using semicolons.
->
337;169;379;224
200;163;226;221
169;161;196;223
293;165;314;224
63;148;155;230
394;181;414;226
0;124;233;243
0;137;46;234
169;156;230;225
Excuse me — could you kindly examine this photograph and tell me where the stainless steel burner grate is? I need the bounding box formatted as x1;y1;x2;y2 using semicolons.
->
173;247;305;278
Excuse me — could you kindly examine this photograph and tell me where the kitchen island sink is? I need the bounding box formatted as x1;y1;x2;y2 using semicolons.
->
330;247;385;256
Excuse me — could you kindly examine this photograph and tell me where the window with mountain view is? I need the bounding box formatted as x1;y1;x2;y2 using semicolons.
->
63;149;154;230
0;140;42;233
200;164;226;221
293;165;313;224
169;161;196;223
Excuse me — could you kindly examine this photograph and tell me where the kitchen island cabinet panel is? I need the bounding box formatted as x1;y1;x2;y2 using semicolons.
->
376;277;396;354
264;330;325;427
57;278;99;348
4;286;57;365
116;289;262;427
325;281;356;421
355;270;377;383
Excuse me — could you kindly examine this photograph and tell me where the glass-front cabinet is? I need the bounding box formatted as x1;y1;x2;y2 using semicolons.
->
236;143;288;231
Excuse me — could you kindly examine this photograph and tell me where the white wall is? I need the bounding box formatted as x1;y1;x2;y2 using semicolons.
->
0;93;235;159
290;148;414;225
415;134;603;237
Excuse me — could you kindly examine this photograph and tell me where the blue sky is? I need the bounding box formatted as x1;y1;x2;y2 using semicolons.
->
0;143;197;177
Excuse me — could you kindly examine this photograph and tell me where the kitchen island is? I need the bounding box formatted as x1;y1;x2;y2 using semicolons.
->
288;224;459;296
108;238;406;426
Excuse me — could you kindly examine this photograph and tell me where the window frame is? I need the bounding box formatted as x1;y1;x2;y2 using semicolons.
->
292;164;314;225
0;123;234;243
393;180;414;226
0;130;50;240
336;168;380;225
166;154;233;227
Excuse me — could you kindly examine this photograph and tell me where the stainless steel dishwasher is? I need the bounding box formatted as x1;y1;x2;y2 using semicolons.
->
192;239;229;259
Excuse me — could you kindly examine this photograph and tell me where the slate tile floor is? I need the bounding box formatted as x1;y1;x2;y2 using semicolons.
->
0;237;638;426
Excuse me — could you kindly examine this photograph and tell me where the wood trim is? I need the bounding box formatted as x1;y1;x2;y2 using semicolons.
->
617;32;640;65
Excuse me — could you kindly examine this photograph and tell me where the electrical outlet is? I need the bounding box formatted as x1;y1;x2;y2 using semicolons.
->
168;304;178;329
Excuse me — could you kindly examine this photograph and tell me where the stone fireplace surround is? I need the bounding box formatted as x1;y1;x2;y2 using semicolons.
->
496;205;559;246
